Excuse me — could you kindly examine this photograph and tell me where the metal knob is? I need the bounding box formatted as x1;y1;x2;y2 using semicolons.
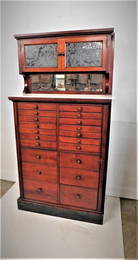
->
35;136;39;140
76;133;81;138
34;118;39;121
76;127;81;131
36;170;42;175
76;194;81;199
76;159;82;164
77;139;81;144
76;146;81;150
34;125;39;129
35;142;40;147
77;120;82;125
77;107;82;111
35;154;41;159
34;130;39;134
37;187;43;193
34;105;38;109
34;111;39;115
75;175;82;180
77;114;81;118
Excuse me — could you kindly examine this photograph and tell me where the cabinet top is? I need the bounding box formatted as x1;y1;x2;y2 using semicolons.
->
14;28;114;39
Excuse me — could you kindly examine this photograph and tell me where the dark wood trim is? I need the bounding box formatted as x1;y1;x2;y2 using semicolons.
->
18;197;103;224
14;28;114;39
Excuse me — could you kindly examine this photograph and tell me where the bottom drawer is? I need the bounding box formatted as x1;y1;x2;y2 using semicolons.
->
23;180;58;203
60;185;97;210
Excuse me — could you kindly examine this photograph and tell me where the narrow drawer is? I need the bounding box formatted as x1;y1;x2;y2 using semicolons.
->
18;102;56;111
60;152;99;171
19;122;56;130
60;185;97;210
20;133;56;141
59;118;101;126
59;104;102;113
21;148;57;166
21;139;57;149
18;115;56;123
60;168;99;189
23;180;58;203
59;125;101;133
22;162;57;183
18;109;56;117
59;136;100;145
19;127;56;136
59;143;100;153
59;111;102;119
59;130;101;139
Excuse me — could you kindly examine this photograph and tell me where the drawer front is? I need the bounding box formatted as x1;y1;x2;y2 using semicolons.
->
19;123;56;130
18;102;56;111
59;111;102;119
21;148;57;165
59;104;102;113
59;136;100;145
20;133;56;141
21;139;57;149
59;125;101;133
59;130;101;139
59;118;101;126
18;110;56;117
23;180;58;203
59;143;100;153
60;168;99;188
19;127;56;135
18;115;56;123
60;185;97;210
60;152;99;171
22;162;57;183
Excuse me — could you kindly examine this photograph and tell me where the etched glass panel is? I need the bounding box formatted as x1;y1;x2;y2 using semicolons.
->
25;44;57;67
66;42;102;67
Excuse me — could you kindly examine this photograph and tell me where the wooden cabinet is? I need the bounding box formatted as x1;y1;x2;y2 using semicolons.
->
9;28;114;224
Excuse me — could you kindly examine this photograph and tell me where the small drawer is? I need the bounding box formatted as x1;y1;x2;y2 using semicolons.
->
22;162;57;183
18;114;56;123
19;122;56;130
59;111;102;119
19;127;56;136
21;139;57;149
23;179;58;203
59;143;100;153
59;118;101;126
18;102;56;111
59;136;100;145
60;168;99;189
59;130;101;139
60;152;99;171
18;109;56;118
59;104;102;113
20;133;56;142
59;125;101;133
60;185;98;210
21;148;57;165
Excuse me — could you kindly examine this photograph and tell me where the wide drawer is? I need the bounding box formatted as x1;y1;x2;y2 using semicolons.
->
60;185;97;210
22;162;57;183
59;118;101;126
59;111;102;119
18;102;56;110
18;110;56;117
60;152;99;171
59;104;102;113
60;168;99;189
59;130;101;139
20;133;57;141
18;115;56;123
23;179;58;203
19;122;56;130
59;125;101;133
21;148;57;165
59;136;100;145
19;127;56;135
59;143;100;153
21;139;57;149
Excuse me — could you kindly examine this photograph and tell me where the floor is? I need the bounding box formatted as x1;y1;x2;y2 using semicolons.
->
0;180;137;259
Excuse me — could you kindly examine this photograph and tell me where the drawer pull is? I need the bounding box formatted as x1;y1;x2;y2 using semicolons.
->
76;193;81;199
35;154;41;159
36;170;42;175
34;125;39;129
75;175;82;180
76;114;81;118
77;120;82;125
76;159;82;164
34;111;39;115
35;142;40;147
76;146;81;150
34;105;38;109
34;118;39;122
77;107;82;111
37;187;43;193
34;130;39;134
77;139;81;144
76;133;82;137
76;127;81;131
35;136;39;140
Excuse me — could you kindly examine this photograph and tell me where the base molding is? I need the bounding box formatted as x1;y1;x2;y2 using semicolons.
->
18;198;103;224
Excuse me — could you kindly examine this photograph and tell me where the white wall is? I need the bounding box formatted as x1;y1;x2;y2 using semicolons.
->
1;1;137;199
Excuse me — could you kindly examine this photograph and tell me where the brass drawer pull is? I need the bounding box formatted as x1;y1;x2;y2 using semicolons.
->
34;118;39;121
75;175;82;180
36;170;42;175
34;125;39;129
76;114;81;118
34;130;39;134
76;146;81;150
76;127;81;131
34;105;38;109
76;159;82;164
76;193;81;199
35;154;41;159
76;133;82;137
34;111;39;115
37;187;43;193
77;120;82;125
77;107;82;111
77;139;81;144
35;142;40;147
35;136;39;140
